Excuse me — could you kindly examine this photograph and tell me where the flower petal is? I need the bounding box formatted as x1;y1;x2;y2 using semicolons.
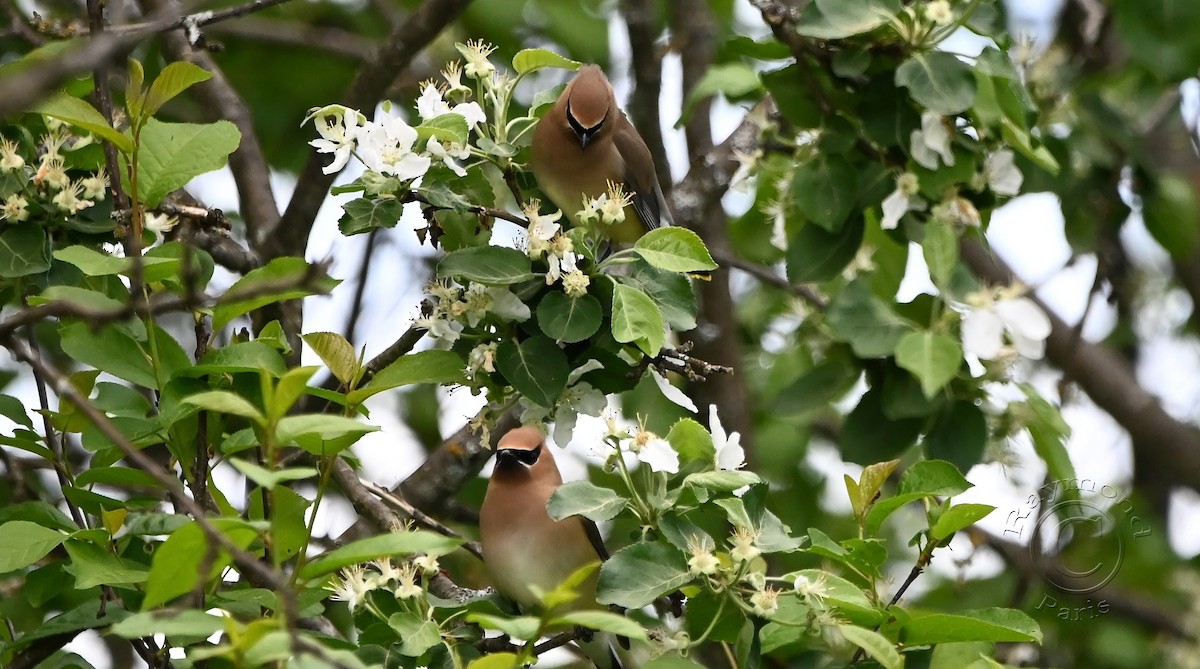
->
961;307;1005;360
651;369;698;413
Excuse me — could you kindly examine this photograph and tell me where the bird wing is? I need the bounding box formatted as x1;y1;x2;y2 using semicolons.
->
581;516;610;561
614;116;674;230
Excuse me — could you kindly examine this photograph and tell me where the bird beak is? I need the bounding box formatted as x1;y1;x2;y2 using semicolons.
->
574;128;591;150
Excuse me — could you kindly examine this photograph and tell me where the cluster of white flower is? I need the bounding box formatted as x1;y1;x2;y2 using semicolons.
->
0;126;109;223
418;279;530;351
327;555;439;611
607;404;745;476
307;54;487;179
523;200;586;291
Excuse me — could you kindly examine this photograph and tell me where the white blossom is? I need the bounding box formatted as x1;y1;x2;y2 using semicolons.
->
763;199;789;251
910;111;955;169
984;149;1023;196
357;113;432;180
417;312;464;346
2;194;29;222
750;587;780;617
81;172;108;201
427;138;470;177
416;82;486;127
729;148;761;193
466;342;497;379
0;138;24;172
599;182;632;225
486;286;530;322
545;235;578;285
51;181;92;214
650;368;698;413
394;562;423;599
442;61;470;96
457;40;496;79
961;287;1051;360
563;270;591;298
923;0;953;25
523;201;562;258
630;429;679;474
686;535;719;576
413;554;440;576
729;526;761;563
145;212;178;235
309;106;362;175
328;564;373;611
881;171;924;230
710;404;745;470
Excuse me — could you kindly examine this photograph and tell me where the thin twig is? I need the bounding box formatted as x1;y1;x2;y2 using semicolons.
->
359;478;483;560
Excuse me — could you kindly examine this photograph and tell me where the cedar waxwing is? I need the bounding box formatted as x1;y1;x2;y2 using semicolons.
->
531;65;674;243
480;426;628;668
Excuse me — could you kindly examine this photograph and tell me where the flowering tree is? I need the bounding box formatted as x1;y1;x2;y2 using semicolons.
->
0;0;1196;668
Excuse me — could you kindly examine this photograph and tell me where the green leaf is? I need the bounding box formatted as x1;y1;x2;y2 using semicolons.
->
616;260;698;331
0;521;65;572
791;155;857;232
272;366;319;420
303;332;359;387
685;470;761;492
597;541;691;609
144;62;212;117
551;610;648;641
547;481;627;522
512;48;582;75
466;613;543;640
923;219;959;286
850;459;901;520
796;0;901;39
349;349;468;404
53;245;170;277
213;257;338;330
667;417;715;465
142;519;257;609
0;394;33;429
338;197;405;235
826;279;912;358
1144;174;1200;259
59;323;157;389
135;118;240;207
786;216;865;283
900;459;973;496
415;113;469;146
34;93;133;152
1000;118;1059;175
62;539;148;588
896;52;977;115
925;401;988;471
190;341;288;377
496;336;569;407
276;414;378;448
182;391;264;422
903;608;1042;644
298;531;461;581
634;227;718;273
388;612;444;656
438;246;535;285
839;387;922;464
839;625;902;669
931;503;995;541
680;62;762;123
643;653;707;669
537;292;603;343
610;282;665;357
0;221;51;278
29;286;125;312
894;331;962;398
466;653;520;669
229;458;319;489
112;609;223;640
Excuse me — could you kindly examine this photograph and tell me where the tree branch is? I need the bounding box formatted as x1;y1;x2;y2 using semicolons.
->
621;0;670;190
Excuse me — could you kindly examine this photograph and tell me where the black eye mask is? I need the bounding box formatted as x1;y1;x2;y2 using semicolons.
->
499;444;542;467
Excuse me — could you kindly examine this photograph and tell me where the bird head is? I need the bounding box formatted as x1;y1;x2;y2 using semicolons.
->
564;65;615;150
493;425;555;476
